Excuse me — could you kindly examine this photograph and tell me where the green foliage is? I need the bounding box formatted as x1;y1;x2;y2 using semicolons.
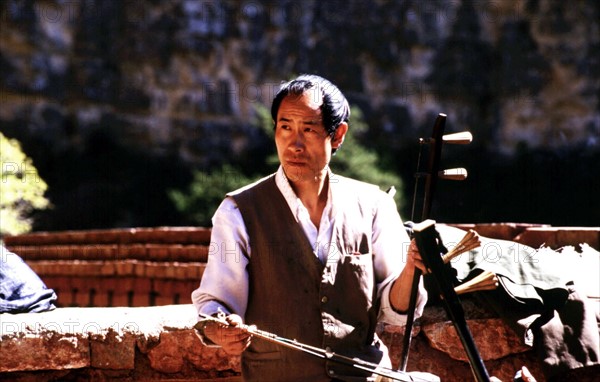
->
169;104;404;226
0;133;50;236
330;106;404;209
168;164;257;226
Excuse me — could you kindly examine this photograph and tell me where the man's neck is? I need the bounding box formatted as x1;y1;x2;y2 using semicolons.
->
289;171;329;228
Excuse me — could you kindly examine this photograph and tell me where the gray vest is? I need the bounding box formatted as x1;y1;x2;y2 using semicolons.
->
232;174;390;382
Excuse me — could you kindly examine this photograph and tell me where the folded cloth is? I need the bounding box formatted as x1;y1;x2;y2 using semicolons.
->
434;224;600;380
1;245;57;313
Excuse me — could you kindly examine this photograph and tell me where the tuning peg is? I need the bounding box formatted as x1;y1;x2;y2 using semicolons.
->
443;131;472;144
438;168;468;181
442;229;481;263
455;271;499;295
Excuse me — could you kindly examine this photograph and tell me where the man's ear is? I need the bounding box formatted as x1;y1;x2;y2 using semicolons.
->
332;122;348;149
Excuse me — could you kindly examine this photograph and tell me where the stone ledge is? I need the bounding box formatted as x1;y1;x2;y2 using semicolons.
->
3;303;599;381
0;305;241;381
0;305;195;373
0;304;543;382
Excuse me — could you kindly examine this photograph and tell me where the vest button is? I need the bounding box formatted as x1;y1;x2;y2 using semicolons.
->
321;296;328;303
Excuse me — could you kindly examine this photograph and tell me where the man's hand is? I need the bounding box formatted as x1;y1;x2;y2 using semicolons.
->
407;239;428;274
389;239;427;312
203;314;252;355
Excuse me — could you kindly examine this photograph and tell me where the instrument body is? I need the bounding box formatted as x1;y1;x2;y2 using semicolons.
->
412;220;491;382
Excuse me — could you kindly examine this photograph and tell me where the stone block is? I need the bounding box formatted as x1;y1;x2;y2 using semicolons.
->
134;262;147;278
90;331;136;369
181;331;241;373
172;244;210;262
111;293;131;307
155;295;177;306
74;288;92;307
93;291;111;307
153;279;175;296
0;312;91;372
146;331;187;373
0;332;90;372
147;244;171;261
120;243;147;258
421;319;530;362
115;260;136;275
132;293;150;307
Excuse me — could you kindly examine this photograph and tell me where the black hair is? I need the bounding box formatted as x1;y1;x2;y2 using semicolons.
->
270;74;350;141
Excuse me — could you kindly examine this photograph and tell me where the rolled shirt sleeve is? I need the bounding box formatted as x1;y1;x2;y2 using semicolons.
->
191;197;250;319
372;191;427;326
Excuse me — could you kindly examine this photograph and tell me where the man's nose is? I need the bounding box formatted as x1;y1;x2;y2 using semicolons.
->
290;130;305;151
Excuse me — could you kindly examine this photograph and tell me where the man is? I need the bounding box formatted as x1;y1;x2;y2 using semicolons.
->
192;74;428;381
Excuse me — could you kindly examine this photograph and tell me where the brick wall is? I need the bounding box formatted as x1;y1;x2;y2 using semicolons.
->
4;224;598;309
3;227;211;307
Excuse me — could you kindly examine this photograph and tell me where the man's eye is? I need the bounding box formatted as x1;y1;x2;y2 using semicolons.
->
305;127;321;134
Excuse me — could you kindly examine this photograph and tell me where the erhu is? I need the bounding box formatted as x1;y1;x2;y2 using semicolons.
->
399;113;497;380
412;219;493;382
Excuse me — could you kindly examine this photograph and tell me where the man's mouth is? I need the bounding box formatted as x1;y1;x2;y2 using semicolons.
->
286;159;307;166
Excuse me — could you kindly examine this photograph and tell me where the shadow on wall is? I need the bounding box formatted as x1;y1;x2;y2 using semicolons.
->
26;127;194;231
397;144;600;227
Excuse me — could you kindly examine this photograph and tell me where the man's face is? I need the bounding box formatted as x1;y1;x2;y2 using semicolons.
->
274;90;333;184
